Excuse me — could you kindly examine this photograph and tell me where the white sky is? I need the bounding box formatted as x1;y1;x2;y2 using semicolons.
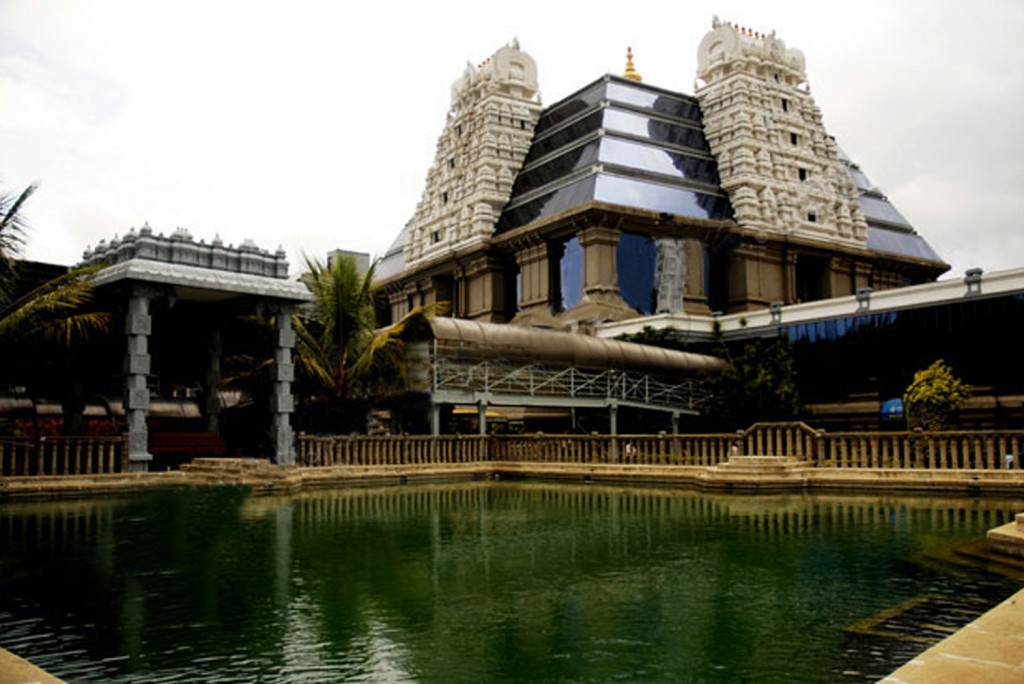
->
2;0;1022;279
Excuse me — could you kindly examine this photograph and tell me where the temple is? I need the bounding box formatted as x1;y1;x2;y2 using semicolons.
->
375;24;947;330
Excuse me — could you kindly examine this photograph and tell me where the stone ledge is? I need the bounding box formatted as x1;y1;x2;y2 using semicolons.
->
881;588;1024;684
2;463;1023;501
0;647;65;683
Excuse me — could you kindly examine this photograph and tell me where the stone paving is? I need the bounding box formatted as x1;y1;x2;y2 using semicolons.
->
0;647;64;684
880;587;1024;684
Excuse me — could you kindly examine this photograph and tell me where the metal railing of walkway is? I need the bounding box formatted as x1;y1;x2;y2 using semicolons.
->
433;358;708;415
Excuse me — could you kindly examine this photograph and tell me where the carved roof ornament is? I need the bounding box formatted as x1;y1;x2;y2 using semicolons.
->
623;47;642;82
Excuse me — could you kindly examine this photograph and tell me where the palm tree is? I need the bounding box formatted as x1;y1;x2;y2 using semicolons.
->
1;182;110;436
0;182;109;344
292;253;444;433
0;183;35;299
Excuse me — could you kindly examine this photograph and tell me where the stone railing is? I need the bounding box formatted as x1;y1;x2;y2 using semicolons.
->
817;430;1023;469
297;426;1023;472
490;433;737;466
741;422;819;458
297;434;489;467
0;436;128;476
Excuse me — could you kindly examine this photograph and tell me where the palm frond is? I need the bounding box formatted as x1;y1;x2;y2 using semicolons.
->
0;264;110;344
0;183;38;299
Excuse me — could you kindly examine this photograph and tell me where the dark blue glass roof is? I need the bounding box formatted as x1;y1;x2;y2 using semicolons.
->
497;75;733;233
836;143;944;263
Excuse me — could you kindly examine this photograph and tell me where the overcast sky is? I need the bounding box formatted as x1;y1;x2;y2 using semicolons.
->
2;0;1022;279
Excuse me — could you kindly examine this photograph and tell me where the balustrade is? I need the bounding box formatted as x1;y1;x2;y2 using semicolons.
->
0;436;128;476
296;425;1022;472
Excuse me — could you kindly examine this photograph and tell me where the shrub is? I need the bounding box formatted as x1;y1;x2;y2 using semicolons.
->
903;360;971;431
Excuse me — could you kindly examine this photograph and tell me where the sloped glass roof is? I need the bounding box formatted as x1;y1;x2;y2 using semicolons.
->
836;143;944;263
497;75;732;233
378;78;946;277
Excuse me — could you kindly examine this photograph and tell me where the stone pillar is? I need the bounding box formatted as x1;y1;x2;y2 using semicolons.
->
579;226;622;306
783;251;798;304
682;238;711;315
478;401;488;436
462;255;506;322
512;238;555;324
124;285;154;471
431;404;441;436
609;402;618;435
854;262;872;291
270;304;296;464
204;329;221;433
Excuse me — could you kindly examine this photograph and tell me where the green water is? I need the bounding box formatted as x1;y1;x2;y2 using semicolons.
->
0;482;1020;683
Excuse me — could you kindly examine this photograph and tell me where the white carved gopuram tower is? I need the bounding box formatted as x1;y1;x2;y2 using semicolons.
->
403;40;542;266
696;18;868;247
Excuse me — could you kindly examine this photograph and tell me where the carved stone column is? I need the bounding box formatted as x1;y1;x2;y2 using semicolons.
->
270;304;296;464
682;238;711;315
562;225;633;322
124;284;155;471
511;237;555;325
461;254;506;322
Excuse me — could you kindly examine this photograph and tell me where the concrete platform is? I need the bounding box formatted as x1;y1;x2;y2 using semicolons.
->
0;647;64;684
988;513;1024;559
880;587;1024;684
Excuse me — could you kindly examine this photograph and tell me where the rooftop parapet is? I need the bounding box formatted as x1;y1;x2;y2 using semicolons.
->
81;225;290;279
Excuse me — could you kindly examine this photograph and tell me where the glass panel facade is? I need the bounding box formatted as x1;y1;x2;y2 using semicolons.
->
769;294;1024;408
605;82;703;122
533;81;607;136
594;174;733;221
497;176;598;233
859;195;912;228
599;137;720;184
603;109;710;152
511;140;599;197
617;232;657;315
867;227;944;262
528;110;604;160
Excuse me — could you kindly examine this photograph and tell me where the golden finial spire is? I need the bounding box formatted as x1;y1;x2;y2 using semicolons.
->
623;46;642;82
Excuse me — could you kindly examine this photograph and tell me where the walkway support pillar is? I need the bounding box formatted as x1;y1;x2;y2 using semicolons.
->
270;304;296;464
124;285;154;472
430;403;441;436
204;329;222;433
478;401;488;436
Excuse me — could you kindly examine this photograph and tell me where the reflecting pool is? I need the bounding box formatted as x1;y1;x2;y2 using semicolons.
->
1;483;1021;683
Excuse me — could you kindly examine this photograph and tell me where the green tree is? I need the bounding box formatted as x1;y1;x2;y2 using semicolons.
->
702;336;801;430
291;254;443;433
903;359;971;431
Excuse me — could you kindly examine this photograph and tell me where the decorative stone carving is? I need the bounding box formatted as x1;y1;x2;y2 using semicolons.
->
695;20;867;247
82;224;290;279
404;40;542;266
654;238;685;314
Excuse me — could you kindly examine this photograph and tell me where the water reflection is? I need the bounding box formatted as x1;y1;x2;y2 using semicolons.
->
1;484;1021;683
